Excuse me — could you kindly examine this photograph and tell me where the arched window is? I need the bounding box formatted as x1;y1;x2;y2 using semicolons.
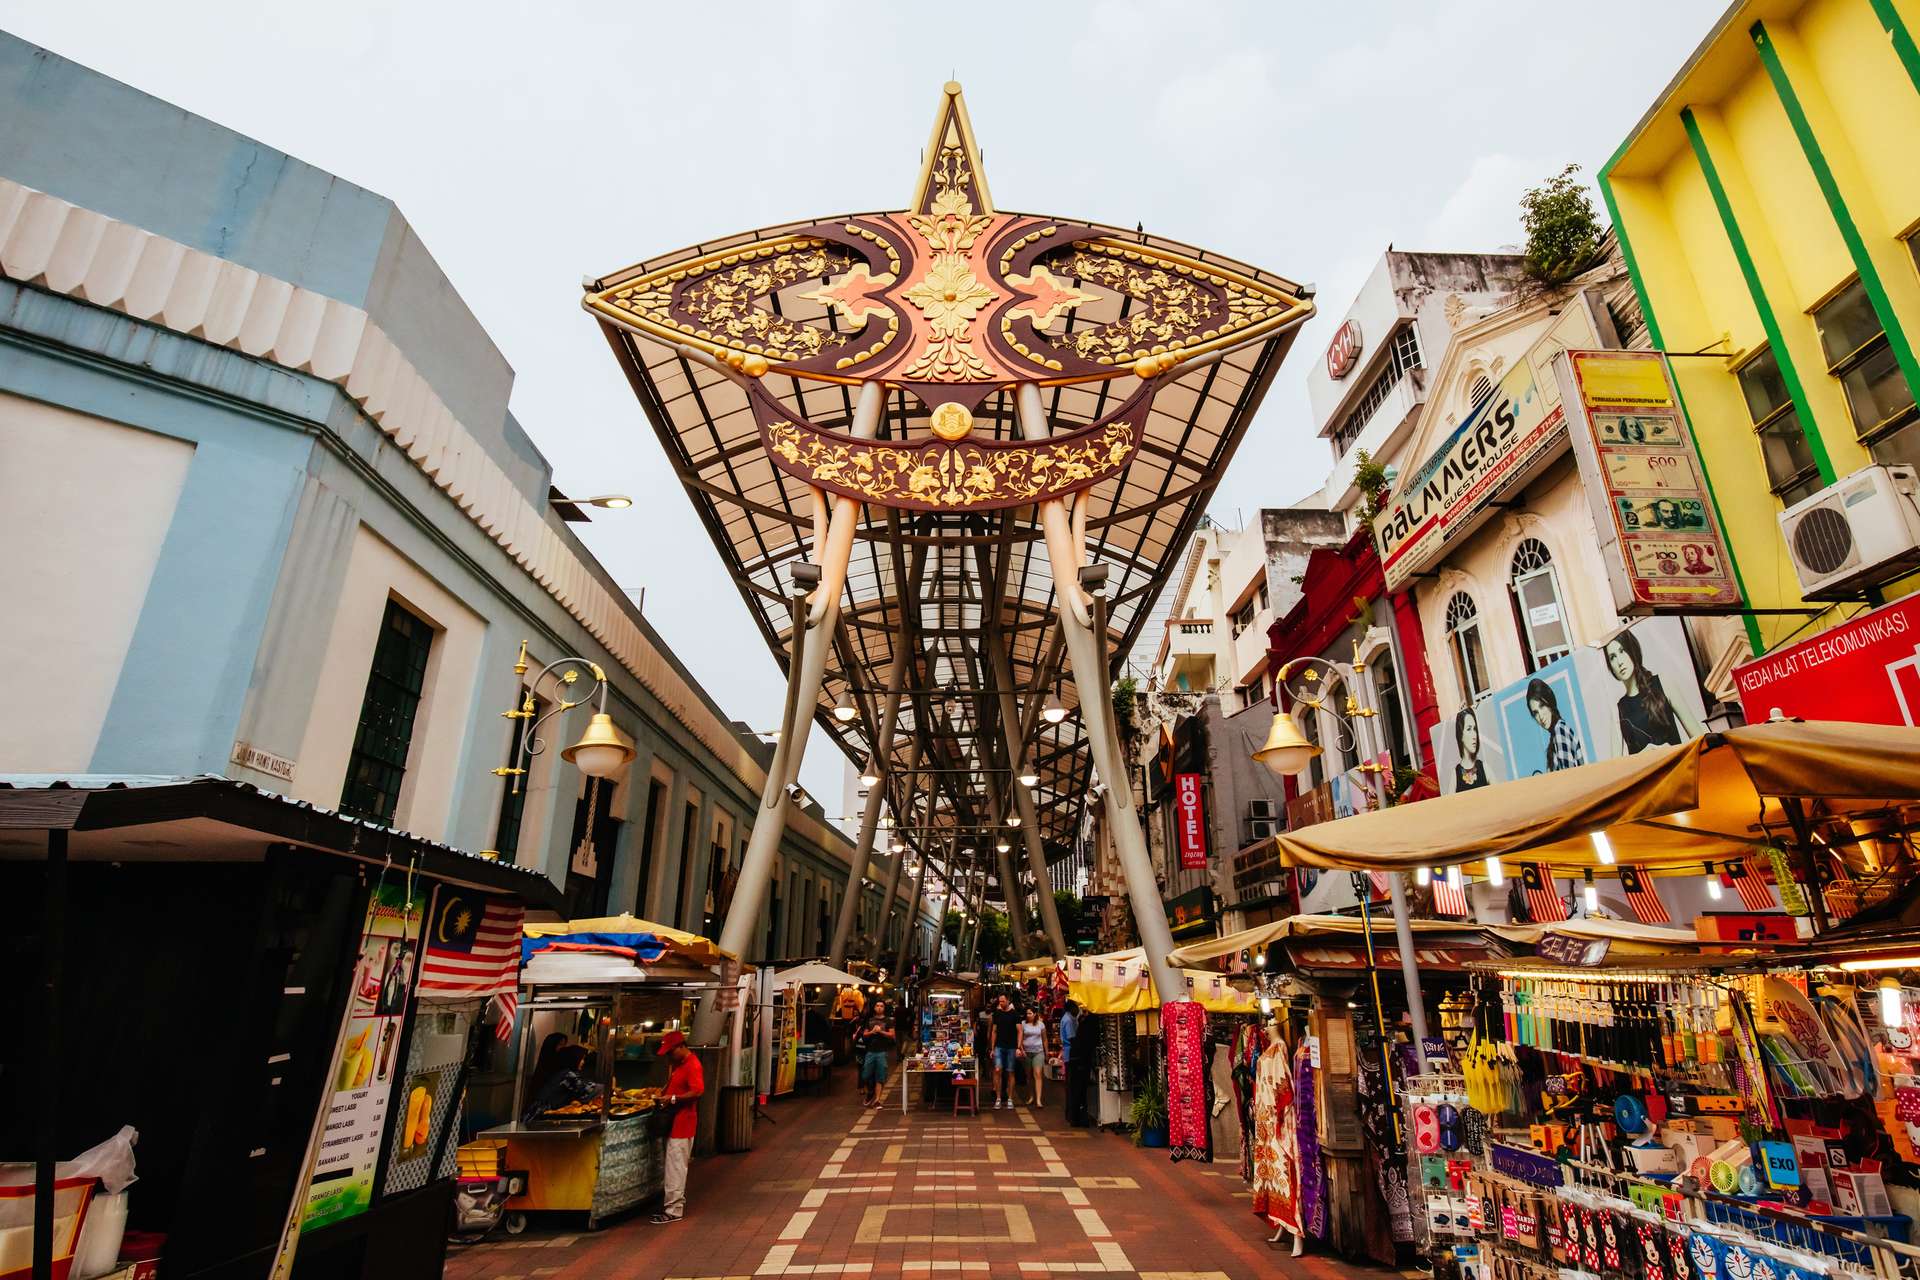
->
1446;592;1490;702
1469;372;1495;406
1509;538;1572;670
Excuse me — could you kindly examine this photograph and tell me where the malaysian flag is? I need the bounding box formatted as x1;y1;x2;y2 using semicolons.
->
1432;869;1469;919
421;891;524;1038
1617;865;1671;925
1369;871;1392;900
1720;857;1777;912
1522;862;1568;922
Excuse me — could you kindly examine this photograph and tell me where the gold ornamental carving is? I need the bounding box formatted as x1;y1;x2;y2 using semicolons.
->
764;418;1135;511
928;402;975;441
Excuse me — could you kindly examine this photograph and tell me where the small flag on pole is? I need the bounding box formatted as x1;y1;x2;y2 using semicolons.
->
1617;865;1671;925
1522;862;1568;923
1720;857;1777;912
1432;870;1469;919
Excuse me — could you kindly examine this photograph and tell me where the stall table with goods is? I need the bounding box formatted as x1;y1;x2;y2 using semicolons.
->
901;980;980;1112
479;916;734;1232
1266;721;1920;1280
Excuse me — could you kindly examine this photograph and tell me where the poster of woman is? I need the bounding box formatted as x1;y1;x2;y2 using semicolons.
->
1429;704;1509;795
1495;654;1593;778
1596;617;1705;755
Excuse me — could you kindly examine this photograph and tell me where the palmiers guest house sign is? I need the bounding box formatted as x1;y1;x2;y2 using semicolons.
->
1373;298;1604;591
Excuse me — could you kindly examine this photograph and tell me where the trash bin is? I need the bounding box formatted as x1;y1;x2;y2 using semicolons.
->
693;1045;723;1157
717;1085;754;1153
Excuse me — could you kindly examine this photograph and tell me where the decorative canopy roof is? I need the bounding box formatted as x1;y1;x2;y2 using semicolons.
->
584;84;1312;914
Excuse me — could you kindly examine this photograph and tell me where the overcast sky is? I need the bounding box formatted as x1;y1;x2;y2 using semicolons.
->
10;0;1722;816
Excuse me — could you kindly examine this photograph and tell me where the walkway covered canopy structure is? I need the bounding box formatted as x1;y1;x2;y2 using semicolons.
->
584;84;1311;1031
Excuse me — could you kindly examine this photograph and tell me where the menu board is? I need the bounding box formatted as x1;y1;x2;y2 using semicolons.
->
300;880;426;1230
1556;349;1742;615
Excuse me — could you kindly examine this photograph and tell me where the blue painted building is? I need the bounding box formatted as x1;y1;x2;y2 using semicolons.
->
0;30;937;964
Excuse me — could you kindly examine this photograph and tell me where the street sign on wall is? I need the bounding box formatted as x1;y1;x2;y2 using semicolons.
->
1173;771;1208;869
1556;348;1742;615
1733;591;1920;724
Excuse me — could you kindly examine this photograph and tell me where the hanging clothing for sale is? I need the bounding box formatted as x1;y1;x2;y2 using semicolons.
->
1249;1037;1297;1230
1293;1038;1326;1239
1164;1001;1211;1161
1229;1022;1266;1183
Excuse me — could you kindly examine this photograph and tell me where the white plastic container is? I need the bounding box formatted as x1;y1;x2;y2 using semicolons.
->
72;1189;127;1280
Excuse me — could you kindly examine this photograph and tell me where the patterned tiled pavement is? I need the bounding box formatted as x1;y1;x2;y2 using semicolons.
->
445;1069;1404;1280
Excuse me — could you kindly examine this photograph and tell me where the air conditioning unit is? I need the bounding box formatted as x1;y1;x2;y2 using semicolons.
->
1780;464;1920;599
1247;798;1278;820
1246;817;1279;841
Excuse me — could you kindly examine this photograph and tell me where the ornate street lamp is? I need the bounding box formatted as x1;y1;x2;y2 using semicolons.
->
495;639;636;795
1251;640;1430;1074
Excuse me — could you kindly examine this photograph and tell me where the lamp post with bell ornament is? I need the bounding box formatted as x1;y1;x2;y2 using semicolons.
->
1253;642;1431;1076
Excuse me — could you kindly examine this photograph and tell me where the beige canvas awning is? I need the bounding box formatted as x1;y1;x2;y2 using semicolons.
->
1274;721;1920;874
1168;913;1482;966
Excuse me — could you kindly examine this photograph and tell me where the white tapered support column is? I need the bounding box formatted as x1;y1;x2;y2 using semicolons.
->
828;592;920;968
895;840;930;976
694;383;882;1044
983;771;1036;960
1015;383;1182;1005
988;640;1066;956
870;736;923;962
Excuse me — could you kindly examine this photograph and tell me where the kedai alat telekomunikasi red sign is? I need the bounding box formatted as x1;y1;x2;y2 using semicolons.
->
1733;592;1920;725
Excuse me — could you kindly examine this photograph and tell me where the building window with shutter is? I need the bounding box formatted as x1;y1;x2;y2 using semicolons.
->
1509;539;1571;670
1445;591;1490;703
340;599;435;825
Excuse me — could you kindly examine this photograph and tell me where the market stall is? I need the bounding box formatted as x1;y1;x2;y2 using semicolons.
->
768;963;869;1092
901;975;979;1112
1260;721;1920;1277
481;916;735;1231
0;775;562;1280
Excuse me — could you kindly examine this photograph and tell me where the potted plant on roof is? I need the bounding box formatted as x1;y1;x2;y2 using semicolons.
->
1130;1076;1169;1148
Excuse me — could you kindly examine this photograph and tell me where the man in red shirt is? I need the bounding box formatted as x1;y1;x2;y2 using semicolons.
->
651;1030;704;1223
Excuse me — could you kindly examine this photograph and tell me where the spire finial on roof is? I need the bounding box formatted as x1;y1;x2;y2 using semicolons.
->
910;81;993;216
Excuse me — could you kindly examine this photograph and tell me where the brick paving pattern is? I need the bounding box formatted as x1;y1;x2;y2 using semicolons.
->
446;1069;1403;1280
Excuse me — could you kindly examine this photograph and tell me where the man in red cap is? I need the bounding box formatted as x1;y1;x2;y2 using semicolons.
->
651;1030;704;1223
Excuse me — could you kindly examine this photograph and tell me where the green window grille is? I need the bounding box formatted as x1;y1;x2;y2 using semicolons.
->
339;600;434;825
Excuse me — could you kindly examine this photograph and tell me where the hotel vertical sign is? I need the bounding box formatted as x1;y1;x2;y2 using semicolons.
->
1554;349;1742;614
1173;772;1209;869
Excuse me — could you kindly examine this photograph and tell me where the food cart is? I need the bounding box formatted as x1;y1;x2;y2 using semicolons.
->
482;916;733;1232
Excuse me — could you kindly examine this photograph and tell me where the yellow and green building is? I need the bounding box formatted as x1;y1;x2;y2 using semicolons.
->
1600;0;1920;656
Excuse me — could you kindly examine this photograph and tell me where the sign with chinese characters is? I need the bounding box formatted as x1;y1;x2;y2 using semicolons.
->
1375;298;1602;590
1326;319;1364;379
1556;349;1742;614
1733;590;1920;725
1173;771;1208;869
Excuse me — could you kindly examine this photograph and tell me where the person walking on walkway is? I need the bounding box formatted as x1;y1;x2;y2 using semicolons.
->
1019;1005;1047;1107
990;993;1021;1108
1060;999;1090;1125
651;1030;704;1224
857;1013;895;1107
